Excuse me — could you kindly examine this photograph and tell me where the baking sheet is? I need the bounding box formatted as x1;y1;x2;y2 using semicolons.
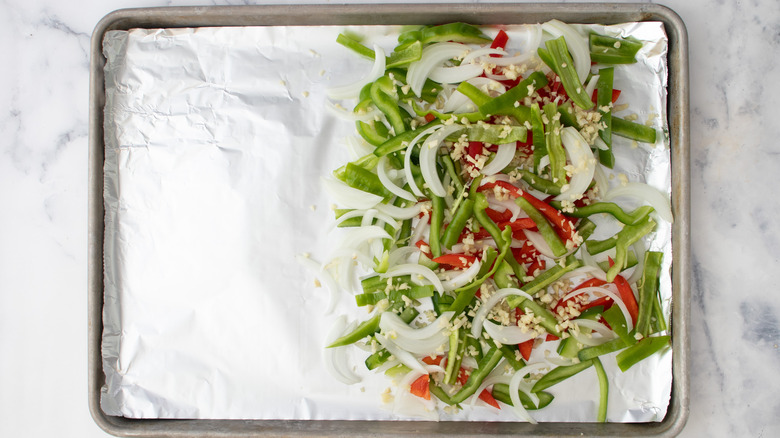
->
99;22;672;423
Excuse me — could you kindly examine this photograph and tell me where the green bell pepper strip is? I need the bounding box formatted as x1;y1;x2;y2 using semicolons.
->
373;119;442;157
500;344;526;371
445;327;468;385
606;217;657;282
429;194;446;258
530;103;547;173
449;346;503;404
612;117;657;143
543;102;567;187
441;198;474;250
635;251;664;336
602;298;638;345
360;274;410;294
420;22;492;45
354;98;390;146
616;335;670;372
507;256;582;306
557;102;581;129
431;291;454;316
585;235;618;255
531;360;594;393
388;285;434;303
597;250;638;273
652;289;668;332
472;192;526;278
336;33;375;59
455;82;492;107
557;306;606;358
355;291;387;307
556;202;654;225
386;40;423;68
412;101;485;124
589;33;643;64
576;218;597;241
577;337;629;362
385;363;412;378
333;152;381;182
445;231;507;318
491;384;554;410
450;124;528;145
398;28;422;45
327;313;380;348
370;76;407;136
491;261;560;338
466;335;483;362
441;154;464;193
477;71;549;124
596;67;615;168
593;357;609;422
334;209;362;228
344;163;393;199
429;381;455;405
365;349;392;370
516;196;567;258
539;37;594;110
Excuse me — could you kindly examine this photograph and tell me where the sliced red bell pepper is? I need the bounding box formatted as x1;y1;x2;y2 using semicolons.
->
552;278;607;315
545;333;560;341
490;29;509;51
526;258;546;277
424;113;436;123
613;274;639;325
410;374;431;400
432;253;478;269
479;388;501;409
513;240;541;264
518;339;534;361
485;207;513;223
415;239;433;259
422;355;445;366
473;218;537;240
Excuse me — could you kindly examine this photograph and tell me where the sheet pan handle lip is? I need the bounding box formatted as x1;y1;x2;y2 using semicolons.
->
87;4;690;436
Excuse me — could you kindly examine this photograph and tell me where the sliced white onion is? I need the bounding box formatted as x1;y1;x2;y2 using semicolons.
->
405;124;444;198
410;213;429;247
327;45;386;100
628;239;647;285
394;369;439;420
381;311;454;340
331;208;400;230
374;333;427;374
388;246;421;268
325;101;382;122
442;77;506;113
471;373;512;407
481;143;516;176
489;51;536;66
297;254;340;314
509;362;550;423
554;127;596;202
340;225;392;250
570;319;617;346
323;316;362;385
541;19;590;83
337;254;358;293
439;259;482;291
584;74;600;99
593;136;609;151
593;164;609;198
376;156;416;202
578;252;609;281
523;230;556;259
463;48;508;64
487;198;523;222
407;42;471;96
471;288;534;339
538;154;550;171
420;124;465;197
483;320;537;345
322;177;381;210
514;23;543;54
345;136;375;160
429;63;484;84
375;202;423;220
603;182;674;223
384;263;444;293
560;285;634;333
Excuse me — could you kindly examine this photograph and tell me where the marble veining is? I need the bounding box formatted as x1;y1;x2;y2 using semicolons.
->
1;0;779;436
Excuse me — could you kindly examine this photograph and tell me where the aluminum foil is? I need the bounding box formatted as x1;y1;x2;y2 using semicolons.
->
101;22;671;422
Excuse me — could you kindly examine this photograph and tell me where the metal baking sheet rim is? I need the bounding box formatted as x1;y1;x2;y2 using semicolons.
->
87;3;690;437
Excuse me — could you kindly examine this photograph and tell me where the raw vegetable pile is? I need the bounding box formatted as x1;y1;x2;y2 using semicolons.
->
302;21;672;422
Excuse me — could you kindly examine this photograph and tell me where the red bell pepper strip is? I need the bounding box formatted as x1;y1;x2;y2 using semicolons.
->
410;374;431;400
472;218;537;241
422;355;445;366
613;274;639;325
490;29;509;51
485;207;513;223
432;254;479;269
415;240;433;259
518;339;534;361
479;388;501;409
545;334;560;341
526;258;546;277
424;113;436;123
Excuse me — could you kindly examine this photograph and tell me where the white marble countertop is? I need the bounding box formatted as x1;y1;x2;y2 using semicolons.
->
0;0;777;436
